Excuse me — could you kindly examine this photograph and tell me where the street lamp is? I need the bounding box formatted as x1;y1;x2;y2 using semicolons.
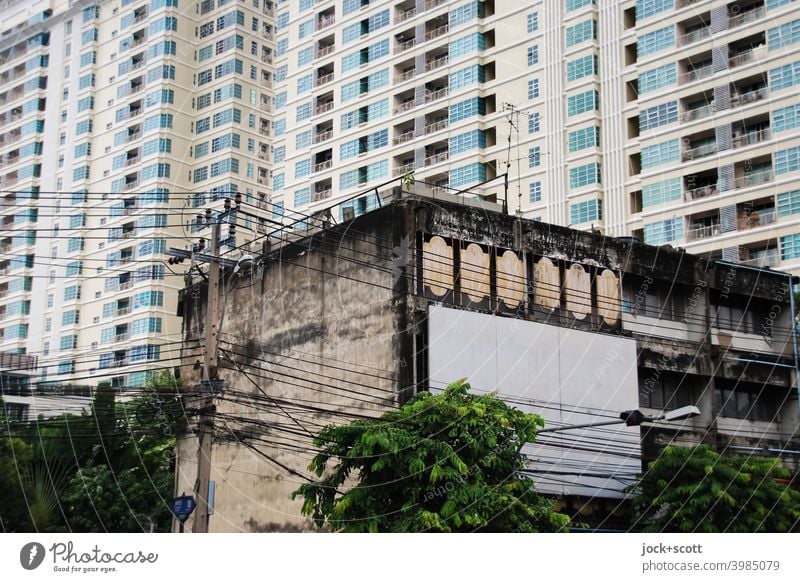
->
537;405;701;433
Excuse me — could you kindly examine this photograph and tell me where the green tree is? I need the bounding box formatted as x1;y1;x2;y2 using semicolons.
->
293;379;570;532
631;444;800;532
0;435;34;531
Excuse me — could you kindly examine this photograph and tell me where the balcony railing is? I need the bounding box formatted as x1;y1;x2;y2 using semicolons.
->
686;223;720;241
316;44;334;58
732;128;771;149
425;24;449;41
314;129;333;143
123;180;140;191
315;101;334;115
397;38;416;52
318;14;335;29
686;183;718;200
394;163;415;176
394;131;415;145
732;86;768;108
424;0;446;10
741;252;779;268
396;100;416;113
395;69;416;82
425;54;449;72
114;333;129;342
313;189;332;202
729;5;765;28
682;64;713;83
115;306;131;317
730;47;765;68
424;87;449;103
680;27;710;45
316;72;334;86
314;159;333;172
682;142;717;161
424;151;449;166
397;7;417;22
681;103;714;122
735;170;773;189
425;118;449;134
737;209;776;231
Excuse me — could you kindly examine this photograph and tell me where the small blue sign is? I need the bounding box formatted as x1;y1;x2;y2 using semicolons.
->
172;495;196;522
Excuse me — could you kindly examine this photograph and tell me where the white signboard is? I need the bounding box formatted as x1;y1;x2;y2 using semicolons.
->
428;305;641;498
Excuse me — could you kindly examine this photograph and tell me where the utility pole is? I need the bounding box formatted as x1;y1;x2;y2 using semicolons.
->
192;221;220;534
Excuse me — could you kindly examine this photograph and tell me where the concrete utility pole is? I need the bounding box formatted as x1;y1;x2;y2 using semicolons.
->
192;221;221;534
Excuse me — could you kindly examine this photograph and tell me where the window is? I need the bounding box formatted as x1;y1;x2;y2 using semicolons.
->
62;309;80;325
638;63;677;94
570;199;602;224
449;65;485;90
528;147;541;168
636;0;674;21
565;20;596;46
779;226;800;258
566;55;598;81
777;189;800;216
569;162;601;189
529;181;542;203
715;379;783;422
642;178;682;208
79;50;96;67
639;101;678;132
449;97;486;122
527;45;539;66
768;19;800;50
298;47;313;67
769;61;800;91
528;112;540;133
449;163;487;188
775;146;800;175
78;73;95;90
637;25;675;56
449;130;486;154
568;126;600;152
528;79;540;99
295;159;311;178
527;12;539;32
567;90;599;116
449;33;486;58
294;187;310;206
450;2;482;27
773;104;800;133
297;74;312;93
641;139;680;169
643;217;684;245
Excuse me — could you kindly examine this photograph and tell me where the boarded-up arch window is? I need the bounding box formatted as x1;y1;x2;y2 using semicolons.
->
534;257;560;310
496;250;525;308
460;243;490;302
596;269;620;325
422;236;453;297
565;263;591;320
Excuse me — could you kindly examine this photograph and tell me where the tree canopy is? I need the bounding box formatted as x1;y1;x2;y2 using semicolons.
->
631;444;800;532
293;379;570;532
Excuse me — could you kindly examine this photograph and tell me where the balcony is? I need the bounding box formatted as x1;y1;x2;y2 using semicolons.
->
732;86;768;108
394;131;415;145
730;45;766;68
112;358;129;368
681;103;714;122
394;162;415;176
729;5;765;28
318;14;335;29
397;7;416;22
682;63;713;83
123;180;140;192
686;183;718;200
425;24;449;42
741;250;779;268
396;100;416;114
425;54;449;72
424;151;449;166
114;333;129;342
425;118;449;134
424;0;446;9
679;26;710;45
735;170;773;189
315;101;334;115
732;127;770;149
313;188;332;202
686;223;720;241
316;44;334;58
682;141;717;162
115;306;131;317
395;68;416;82
316;72;334;87
424;87;449;103
314;129;333;143
314;159;332;173
397;38;416;52
737;209;775;231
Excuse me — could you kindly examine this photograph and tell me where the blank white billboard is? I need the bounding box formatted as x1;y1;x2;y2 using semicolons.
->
428;305;641;499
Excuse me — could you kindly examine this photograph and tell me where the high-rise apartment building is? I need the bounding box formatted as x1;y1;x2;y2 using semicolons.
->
0;0;276;386
270;0;799;274
1;0;799;386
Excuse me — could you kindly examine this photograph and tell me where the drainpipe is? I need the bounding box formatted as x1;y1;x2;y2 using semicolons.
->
788;275;800;403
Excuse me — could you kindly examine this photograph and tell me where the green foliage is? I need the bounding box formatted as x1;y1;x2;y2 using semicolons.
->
0;370;182;532
631;444;800;532
293;379;570;532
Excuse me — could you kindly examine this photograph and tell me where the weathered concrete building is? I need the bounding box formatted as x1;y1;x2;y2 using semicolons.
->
174;185;799;532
